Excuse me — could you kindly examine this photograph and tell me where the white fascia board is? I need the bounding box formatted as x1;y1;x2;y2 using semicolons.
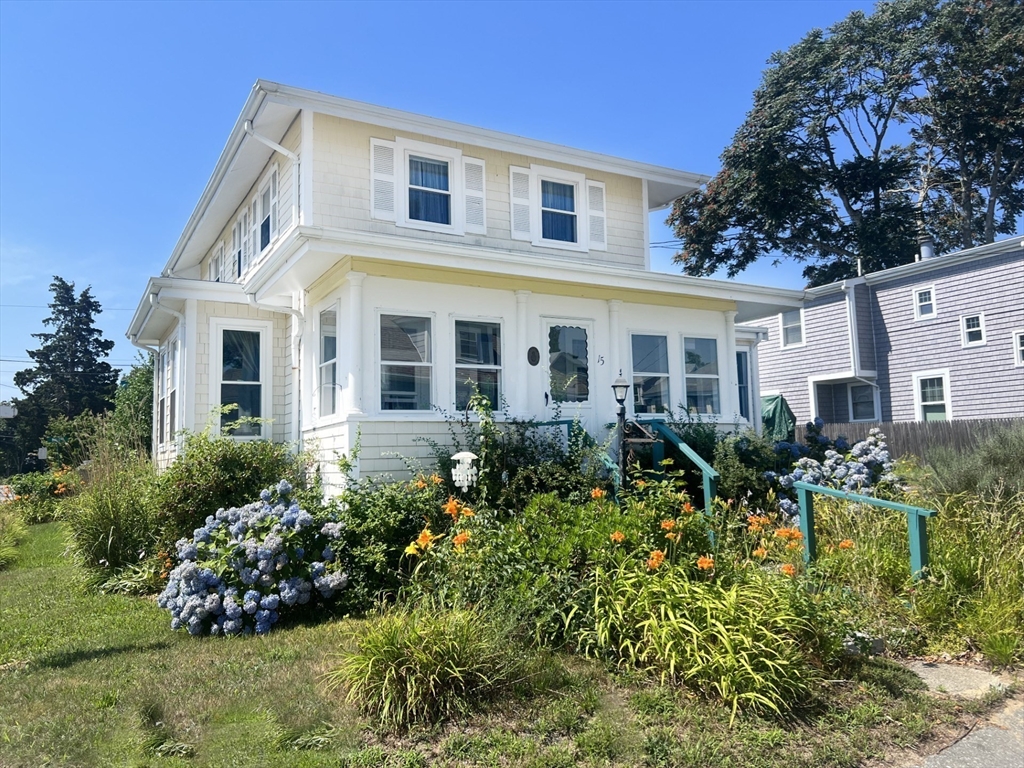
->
246;225;805;311
258;81;709;192
126;277;249;339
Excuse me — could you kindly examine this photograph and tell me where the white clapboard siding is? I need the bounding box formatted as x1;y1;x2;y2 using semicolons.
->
370;139;397;221
509;165;532;241
463;157;487;234
587;180;607;251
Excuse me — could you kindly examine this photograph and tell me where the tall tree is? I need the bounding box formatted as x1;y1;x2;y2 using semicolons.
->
11;277;119;463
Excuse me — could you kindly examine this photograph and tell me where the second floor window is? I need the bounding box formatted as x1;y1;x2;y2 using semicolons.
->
961;314;986;347
408;156;451;226
914;287;936;320
454;320;501;410
259;168;279;252
631;334;669;414
780;310;803;347
380;315;432;411
541;180;577;243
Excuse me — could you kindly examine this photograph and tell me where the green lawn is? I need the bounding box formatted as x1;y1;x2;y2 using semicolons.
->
0;524;1004;768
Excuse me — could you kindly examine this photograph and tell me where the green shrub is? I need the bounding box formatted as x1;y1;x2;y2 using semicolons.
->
713;431;779;509
324;605;529;731
923;421;1024;497
155;431;307;544
0;503;27;569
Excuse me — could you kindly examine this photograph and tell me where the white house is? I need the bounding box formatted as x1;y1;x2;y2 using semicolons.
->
126;81;803;492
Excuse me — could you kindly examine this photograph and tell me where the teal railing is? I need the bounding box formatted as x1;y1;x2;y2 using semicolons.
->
793;480;936;579
649;421;719;516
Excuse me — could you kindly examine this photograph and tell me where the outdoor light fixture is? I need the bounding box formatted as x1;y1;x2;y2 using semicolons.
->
611;372;630;483
451;451;479;493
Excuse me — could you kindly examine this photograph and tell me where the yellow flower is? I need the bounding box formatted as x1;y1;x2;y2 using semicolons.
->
781;563;797;577
610;530;625;544
647;550;666;570
753;546;767;558
404;543;420;556
660;519;676;531
591;488;607;499
838;539;854;550
697;555;714;571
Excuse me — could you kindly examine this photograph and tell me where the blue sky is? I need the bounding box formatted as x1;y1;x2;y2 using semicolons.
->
0;0;878;398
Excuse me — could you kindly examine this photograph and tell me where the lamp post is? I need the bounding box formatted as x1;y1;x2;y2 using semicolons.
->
611;372;630;484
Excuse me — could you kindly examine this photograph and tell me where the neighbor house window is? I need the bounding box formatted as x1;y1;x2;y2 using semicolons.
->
258;168;279;252
220;329;263;436
408;155;451;226
780;310;803;347
380;315;432;410
1015;330;1024;367
454;320;501;410
914;286;936;320
961;314;986;347
319;308;337;418
540;180;577;243
548;325;589;403
849;383;877;421
631;334;670;414
684;337;720;415
736;350;751;421
913;370;950;422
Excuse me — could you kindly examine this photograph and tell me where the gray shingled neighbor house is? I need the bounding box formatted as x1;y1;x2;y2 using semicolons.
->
746;236;1024;425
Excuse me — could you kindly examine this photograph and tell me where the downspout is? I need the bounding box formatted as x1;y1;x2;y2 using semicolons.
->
245;119;301;230
246;293;304;447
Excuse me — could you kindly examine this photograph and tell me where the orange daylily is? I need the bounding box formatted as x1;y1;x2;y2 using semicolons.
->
610;530;625;544
660;519;676;531
443;497;460;520
414;478;428;489
697;555;714;571
591;488;607;499
452;531;471;550
647;549;666;570
682;502;695;514
838;539;854;550
753;546;767;558
429;474;443;485
780;563;797;577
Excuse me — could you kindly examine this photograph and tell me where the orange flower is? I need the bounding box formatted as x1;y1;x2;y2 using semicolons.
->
781;563;797;577
664;532;678;542
786;541;802;551
636;480;647;489
838;539;854;550
775;527;803;541
660;519;676;531
443;497;460;520
591;487;607;499
414;478;427;489
753;547;767;558
416;528;437;549
429;474;443;485
610;530;625;544
452;531;471;550
747;515;771;533
697;555;714;571
647;549;666;570
460;505;475;518
682;502;694;514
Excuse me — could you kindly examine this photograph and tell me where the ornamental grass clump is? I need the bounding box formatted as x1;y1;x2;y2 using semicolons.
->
158;480;348;636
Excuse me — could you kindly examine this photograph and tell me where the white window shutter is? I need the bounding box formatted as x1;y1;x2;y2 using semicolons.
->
509;166;532;240
587;180;607;251
463;157;487;234
370;139;397;221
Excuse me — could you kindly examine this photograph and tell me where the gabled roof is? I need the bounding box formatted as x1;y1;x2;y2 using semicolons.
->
162;80;710;278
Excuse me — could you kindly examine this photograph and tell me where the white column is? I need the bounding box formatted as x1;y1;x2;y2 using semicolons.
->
515;290;530;416
608;299;623;419
347;272;366;415
724;310;738;425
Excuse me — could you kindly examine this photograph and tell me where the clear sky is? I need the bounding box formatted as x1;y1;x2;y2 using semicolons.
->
0;0;878;398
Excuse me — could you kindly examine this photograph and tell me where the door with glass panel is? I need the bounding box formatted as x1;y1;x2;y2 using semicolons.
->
545;322;591;413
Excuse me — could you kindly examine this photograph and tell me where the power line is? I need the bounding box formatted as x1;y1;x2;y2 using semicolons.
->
0;304;135;311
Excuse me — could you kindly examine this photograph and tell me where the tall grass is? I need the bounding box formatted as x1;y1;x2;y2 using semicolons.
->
0;503;27;569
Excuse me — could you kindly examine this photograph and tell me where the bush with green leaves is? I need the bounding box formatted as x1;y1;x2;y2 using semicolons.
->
5;467;78;524
155;431;308;545
325;604;530;730
922;421;1024;498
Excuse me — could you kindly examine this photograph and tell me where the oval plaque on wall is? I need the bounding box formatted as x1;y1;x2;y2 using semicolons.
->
527;346;540;366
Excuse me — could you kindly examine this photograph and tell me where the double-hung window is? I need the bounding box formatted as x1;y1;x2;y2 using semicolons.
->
849;383;877;421
913;370;950;422
319;308;338;418
540;180;577;244
220;329;263;436
684;337;720;415
961;314;986;347
508;165;605;251
914;286;936;320
736;350;751;420
210;244;225;282
454;320;501;410
408;156;451;226
780;309;803;347
380;315;432;411
157;340;178;445
231;220;243;280
258;168;279;252
1015;330;1024;367
631;334;670;414
548;324;589;403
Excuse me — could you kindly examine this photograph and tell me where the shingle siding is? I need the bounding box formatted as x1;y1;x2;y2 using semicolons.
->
854;283;876;372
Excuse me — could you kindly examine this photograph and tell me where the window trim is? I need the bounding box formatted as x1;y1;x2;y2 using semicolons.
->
317;301;340;423
1015;329;1024;367
629;331;671;416
779;308;805;350
451;315;504;411
913;284;937;321
847;382;879;423
377;309;435;414
396;138;464;235
531;165;588;253
960;313;987;348
682;335;722;417
912;368;952;422
210;317;274;440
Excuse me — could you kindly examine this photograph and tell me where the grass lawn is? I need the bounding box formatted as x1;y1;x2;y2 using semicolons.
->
0;524;1007;768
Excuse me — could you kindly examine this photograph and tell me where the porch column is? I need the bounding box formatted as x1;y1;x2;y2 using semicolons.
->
608;299;622;418
515;290;530;416
724;310;738;423
348;272;366;415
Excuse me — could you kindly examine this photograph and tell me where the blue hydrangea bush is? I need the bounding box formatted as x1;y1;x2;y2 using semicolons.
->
158;480;348;636
766;421;898;517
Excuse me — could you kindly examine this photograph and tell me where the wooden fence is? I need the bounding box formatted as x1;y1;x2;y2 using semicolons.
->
795;418;1023;458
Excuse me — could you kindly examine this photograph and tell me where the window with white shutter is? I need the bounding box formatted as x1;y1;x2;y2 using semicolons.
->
587;180;607;251
370;138;397;221
463;157;486;234
509;166;532;241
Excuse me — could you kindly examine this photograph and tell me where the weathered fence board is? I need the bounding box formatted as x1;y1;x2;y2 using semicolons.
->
795;418;1023;458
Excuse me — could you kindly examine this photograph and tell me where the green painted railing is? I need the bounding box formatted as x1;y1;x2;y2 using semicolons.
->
649;421;719;516
793;480;936;579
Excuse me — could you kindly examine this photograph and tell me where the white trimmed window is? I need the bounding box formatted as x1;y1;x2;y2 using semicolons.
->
213;319;272;438
848;383;877;422
319;308;338;418
780;309;804;348
631;334;670;414
960;313;986;347
914;286;936;320
210;243;225;282
509;164;606;252
231;220;243;281
258;167;279;253
157;339;178;445
380;314;432;411
1015;330;1024;367
454;320;501;410
913;370;950;422
736;350;751;421
683;337;720;415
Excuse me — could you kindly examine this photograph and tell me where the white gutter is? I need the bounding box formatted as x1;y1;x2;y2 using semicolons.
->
129;335;158;356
